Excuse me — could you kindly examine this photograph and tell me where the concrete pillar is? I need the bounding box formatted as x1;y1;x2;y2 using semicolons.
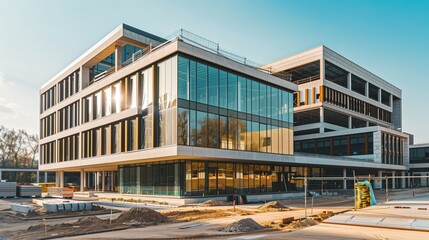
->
95;172;98;192
343;168;347;190
408;172;411;188
374;170;382;189
36;170;40;183
44;172;48;183
319;107;324;133
0;170;2;180
348;116;352;129
115;46;122;72
401;171;406;189
60;171;64;188
83;171;87;189
365;82;369;97
80;169;84;192
347;73;352;90
392;171;396;190
55;171;59;187
101;171;105;192
320;58;325;82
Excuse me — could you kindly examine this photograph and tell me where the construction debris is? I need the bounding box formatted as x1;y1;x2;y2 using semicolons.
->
114;207;169;225
258;201;290;211
200;200;227;206
220;218;264;232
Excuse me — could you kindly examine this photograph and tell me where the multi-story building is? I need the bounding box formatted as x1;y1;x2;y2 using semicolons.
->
39;24;411;198
262;46;409;189
409;144;429;187
39;24;298;197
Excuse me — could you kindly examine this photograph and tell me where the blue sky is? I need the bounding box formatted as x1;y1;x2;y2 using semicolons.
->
0;0;428;142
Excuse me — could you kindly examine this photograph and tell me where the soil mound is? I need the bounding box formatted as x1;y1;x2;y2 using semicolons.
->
200;200;226;206
26;210;41;218
258;201;290;210
74;216;106;225
286;218;318;229
27;223;53;232
114;207;168;225
221;218;264;232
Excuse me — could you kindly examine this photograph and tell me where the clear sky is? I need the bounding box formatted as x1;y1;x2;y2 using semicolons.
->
0;0;428;143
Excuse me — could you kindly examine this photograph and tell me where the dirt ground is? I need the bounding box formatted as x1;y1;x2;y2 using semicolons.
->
1;188;426;240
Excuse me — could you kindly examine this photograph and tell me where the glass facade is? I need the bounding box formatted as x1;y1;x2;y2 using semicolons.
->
177;55;294;154
410;147;429;164
295;133;374;156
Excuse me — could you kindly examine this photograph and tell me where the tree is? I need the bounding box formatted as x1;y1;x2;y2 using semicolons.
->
0;125;39;168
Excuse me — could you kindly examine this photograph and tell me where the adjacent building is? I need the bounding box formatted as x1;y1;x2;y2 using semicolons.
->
262;46;409;189
409;144;429;187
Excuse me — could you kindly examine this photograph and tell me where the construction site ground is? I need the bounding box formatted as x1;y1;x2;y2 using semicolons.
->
0;188;428;240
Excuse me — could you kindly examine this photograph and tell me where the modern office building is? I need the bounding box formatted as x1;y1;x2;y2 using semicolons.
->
262;46;409;189
409;144;429;187
39;24;298;197
39;24;411;198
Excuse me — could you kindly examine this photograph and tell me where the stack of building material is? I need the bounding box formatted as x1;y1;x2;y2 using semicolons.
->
47;187;74;198
17;186;42;197
0;182;17;197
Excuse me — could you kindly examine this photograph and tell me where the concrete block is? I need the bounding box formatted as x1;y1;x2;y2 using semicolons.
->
84;202;92;210
43;203;58;213
71;203;79;211
63;203;72;211
78;202;86;211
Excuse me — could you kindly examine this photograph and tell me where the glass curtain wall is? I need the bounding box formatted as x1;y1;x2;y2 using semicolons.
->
177;55;294;155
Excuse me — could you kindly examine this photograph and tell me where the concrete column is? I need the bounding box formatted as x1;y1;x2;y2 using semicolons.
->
55;171;59;187
365;82;369;97
320;58;325;82
36;170;40;183
348;116;352;129
101;171;105;192
83;171;87;189
347;73;352;90
44;172;48;183
319;107;324;133
60;171;64;188
95;172;98;192
392;171;396;190
401;171;406;189
374;170;382;189
115;46;122;72
80;169;84;192
343;168;347;190
408;172;411;188
0;170;2;180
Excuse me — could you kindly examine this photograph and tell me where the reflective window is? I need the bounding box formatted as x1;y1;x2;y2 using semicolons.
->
227;73;237;110
196;63;207;104
178;56;189;100
208;66;218;106
219;70;227;108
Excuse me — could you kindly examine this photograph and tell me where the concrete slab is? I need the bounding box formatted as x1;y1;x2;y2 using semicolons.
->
411;219;429;230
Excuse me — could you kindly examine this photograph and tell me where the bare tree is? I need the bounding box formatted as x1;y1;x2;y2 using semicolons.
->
0;125;39;168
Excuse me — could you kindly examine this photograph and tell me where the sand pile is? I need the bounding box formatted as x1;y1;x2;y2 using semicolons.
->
258;201;290;211
220;218;264;232
285;218;318;229
200;200;227;206
114;207;169;225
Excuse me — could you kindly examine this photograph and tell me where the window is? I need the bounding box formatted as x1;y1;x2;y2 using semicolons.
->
208;66;218;106
227;73;237;110
196;63;207;104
